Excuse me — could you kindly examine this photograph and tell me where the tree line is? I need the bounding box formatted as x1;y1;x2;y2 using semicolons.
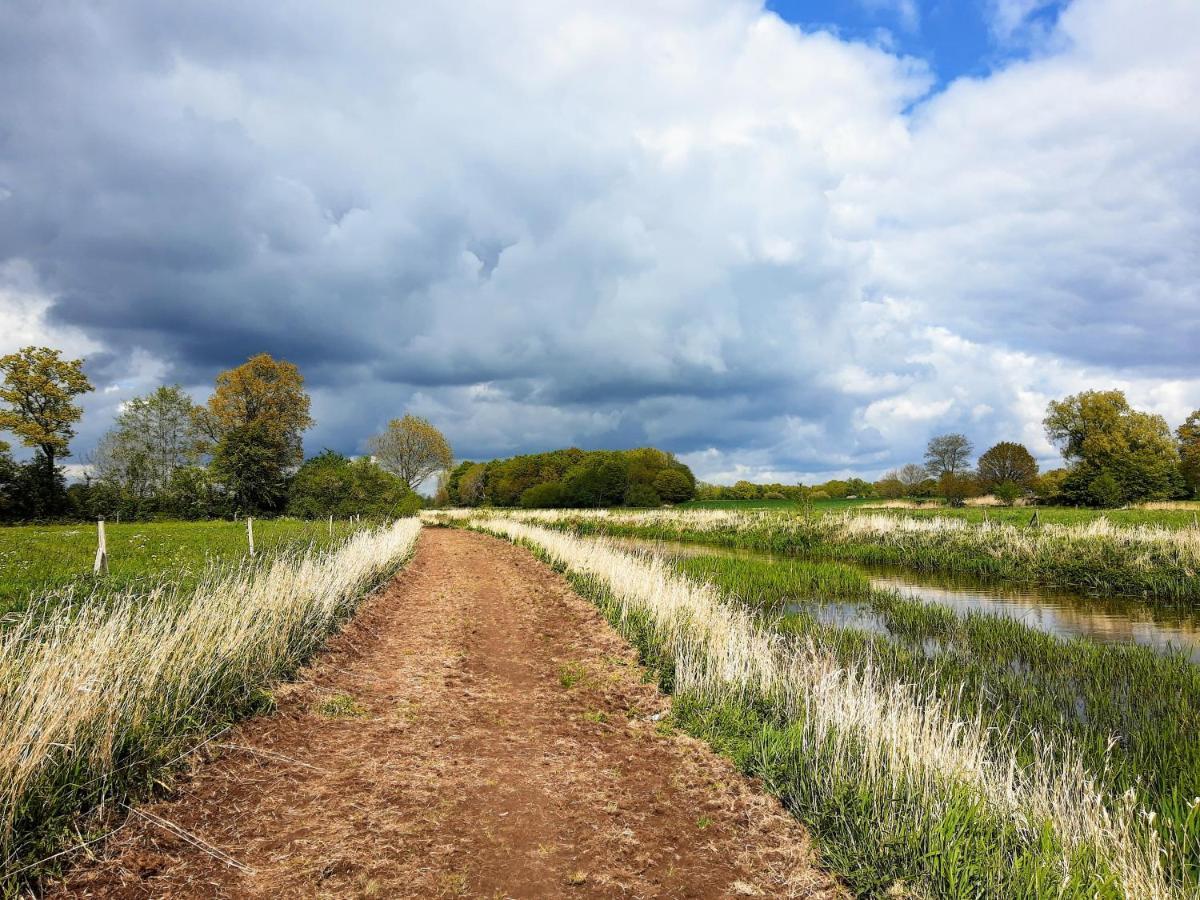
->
442;447;696;508
698;390;1200;508
0;346;453;522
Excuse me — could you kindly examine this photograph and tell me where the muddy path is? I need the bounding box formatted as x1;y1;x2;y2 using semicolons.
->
51;529;841;899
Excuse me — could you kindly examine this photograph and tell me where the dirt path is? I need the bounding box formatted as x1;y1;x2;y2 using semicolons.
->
52;529;841;899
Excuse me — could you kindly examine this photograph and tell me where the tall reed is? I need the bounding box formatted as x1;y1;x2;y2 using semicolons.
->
475;508;1200;600
0;519;421;884
478;518;1184;898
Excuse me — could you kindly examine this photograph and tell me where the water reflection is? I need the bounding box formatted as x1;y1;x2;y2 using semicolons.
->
610;536;1200;663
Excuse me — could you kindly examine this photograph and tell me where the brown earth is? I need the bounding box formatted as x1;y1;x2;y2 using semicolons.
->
50;528;843;899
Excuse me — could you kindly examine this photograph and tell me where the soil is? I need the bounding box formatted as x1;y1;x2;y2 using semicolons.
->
50;528;843;899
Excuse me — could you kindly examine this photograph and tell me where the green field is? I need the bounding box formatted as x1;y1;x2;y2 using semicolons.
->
679;497;1200;528
0;518;367;618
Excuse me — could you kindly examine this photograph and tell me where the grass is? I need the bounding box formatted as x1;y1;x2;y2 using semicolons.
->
672;552;1200;888
0;518;369;619
475;517;1191;899
315;693;370;719
501;507;1200;601
0;519;421;892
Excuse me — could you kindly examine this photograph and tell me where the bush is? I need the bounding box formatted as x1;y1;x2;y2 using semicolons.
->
993;481;1022;506
653;468;694;503
624;484;661;507
1088;471;1124;508
519;482;570;508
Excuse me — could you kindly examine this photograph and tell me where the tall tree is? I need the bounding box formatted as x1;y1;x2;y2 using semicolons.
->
198;353;313;466
1178;410;1200;498
923;434;973;477
0;346;93;511
200;354;313;512
368;415;453;491
1044;390;1183;505
897;463;928;488
976;441;1039;491
94;385;200;497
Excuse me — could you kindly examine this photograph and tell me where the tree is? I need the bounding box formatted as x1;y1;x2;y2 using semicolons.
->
875;471;904;499
1179;410;1200;498
1088;471;1124;508
198;353;313;466
564;457;627;507
0;346;93;512
939;471;981;507
924;434;973;478
653;468;694;503
288;450;419;518
0;440;18;520
897;463;927;488
624;483;661;507
976;441;1038;491
211;421;289;512
368;414;453;491
1044;390;1183;505
520;482;570;508
457;463;487;506
993;481;1022;506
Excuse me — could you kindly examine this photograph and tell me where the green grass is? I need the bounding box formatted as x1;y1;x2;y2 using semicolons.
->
557;510;1200;601
885;504;1200;530
673;551;1200;891
677;498;871;511
0;518;367;618
548;557;1130;898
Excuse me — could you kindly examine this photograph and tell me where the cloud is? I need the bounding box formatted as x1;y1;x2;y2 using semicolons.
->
0;0;1196;483
857;0;921;34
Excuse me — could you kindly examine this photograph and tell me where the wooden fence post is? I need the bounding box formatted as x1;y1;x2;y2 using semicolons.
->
247;516;255;558
93;518;109;575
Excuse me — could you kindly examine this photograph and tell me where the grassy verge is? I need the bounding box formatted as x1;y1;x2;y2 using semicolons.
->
476;518;1189;898
0;518;371;618
524;509;1200;600
673;553;1200;887
0;519;421;892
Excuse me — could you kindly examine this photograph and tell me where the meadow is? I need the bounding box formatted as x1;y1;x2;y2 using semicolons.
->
0;519;421;890
0;518;367;619
507;507;1200;601
470;515;1198;898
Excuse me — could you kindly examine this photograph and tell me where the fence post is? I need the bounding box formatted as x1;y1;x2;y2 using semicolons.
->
247;516;255;558
93;518;109;575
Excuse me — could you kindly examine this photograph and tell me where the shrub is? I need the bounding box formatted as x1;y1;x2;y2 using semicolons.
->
653;468;695;503
993;481;1022;506
1088;471;1124;508
520;482;570;508
624;484;661;507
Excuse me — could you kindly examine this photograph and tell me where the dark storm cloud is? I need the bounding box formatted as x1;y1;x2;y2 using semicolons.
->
1;0;1197;481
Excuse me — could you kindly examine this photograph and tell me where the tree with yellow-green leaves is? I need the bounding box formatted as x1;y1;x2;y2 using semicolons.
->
0;346;93;512
1044;389;1184;506
198;353;313;512
368;414;453;491
1179;410;1200;498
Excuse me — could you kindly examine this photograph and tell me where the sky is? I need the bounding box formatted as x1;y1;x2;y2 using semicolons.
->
0;0;1197;486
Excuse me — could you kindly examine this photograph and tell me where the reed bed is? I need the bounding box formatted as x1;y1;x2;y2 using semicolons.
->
0;518;421;886
477;518;1187;898
490;507;1200;600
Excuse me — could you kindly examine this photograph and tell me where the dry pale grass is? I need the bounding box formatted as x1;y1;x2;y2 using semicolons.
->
0;519;421;873
478;518;1180;899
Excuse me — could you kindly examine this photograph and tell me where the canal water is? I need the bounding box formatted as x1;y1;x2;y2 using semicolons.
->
609;536;1200;663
